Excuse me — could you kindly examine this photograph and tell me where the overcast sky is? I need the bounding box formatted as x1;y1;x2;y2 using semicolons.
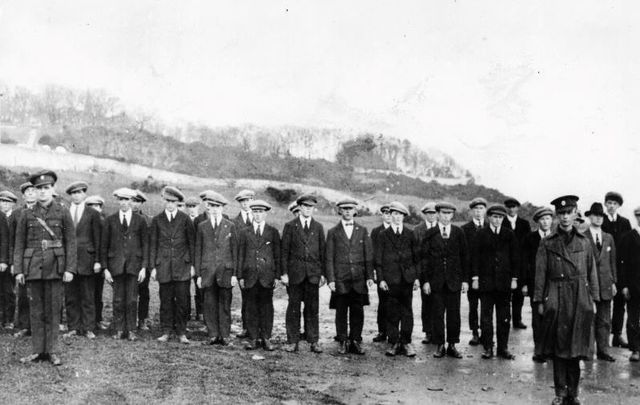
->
1;1;639;213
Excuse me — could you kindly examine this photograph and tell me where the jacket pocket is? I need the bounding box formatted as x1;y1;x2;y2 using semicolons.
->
22;248;35;276
53;247;66;274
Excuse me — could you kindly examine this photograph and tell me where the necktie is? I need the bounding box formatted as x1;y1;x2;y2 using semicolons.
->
255;225;260;237
442;227;448;239
304;220;310;232
344;222;353;227
121;215;128;231
395;227;400;235
596;233;602;251
246;214;251;226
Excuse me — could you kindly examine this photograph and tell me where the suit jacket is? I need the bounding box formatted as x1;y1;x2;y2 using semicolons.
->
472;225;520;292
413;220;438;257
325;221;373;295
461;219;488;282
375;226;419;286
72;204;102;276
281;217;326;285
100;212;149;276
233;212;254;229
521;230;543;294
195;217;237;288
149;210;196;283
585;229;617;300
421;225;469;292
618;229;640;296
237;223;281;288
602;215;632;247
0;211;11;266
6;207;23;265
507;216;531;245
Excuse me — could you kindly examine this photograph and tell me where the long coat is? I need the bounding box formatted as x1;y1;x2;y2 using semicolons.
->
280;217;326;285
375;226;419;286
421;226;469;292
325;221;373;295
533;227;599;359
149;210;196;283
195;218;237;288
619;229;640;297
585;230;617;301
237;224;281;288
73;205;102;275
471;226;520;292
521;231;543;294
100;212;149;277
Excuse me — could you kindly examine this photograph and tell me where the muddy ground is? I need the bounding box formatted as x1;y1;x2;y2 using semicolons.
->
1;283;639;404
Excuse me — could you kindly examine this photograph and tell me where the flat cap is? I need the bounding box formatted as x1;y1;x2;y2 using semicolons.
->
604;191;623;206
487;204;508;217
162;186;185;202
65;181;88;195
249;199;272;211
29;170;57;187
133;190;147;203
575;211;585;224
421;202;437;214
199;190;215;200
20;182;35;194
85;195;105;206
185;197;199;206
533;207;554;222
113;187;137;199
288;201;300;213
388;201;409;216
201;190;228;206
234;189;255;202
0;190;18;203
469;197;488;209
504;197;521;207
550;195;579;211
379;203;391;214
296;194;318;206
336;197;358;209
435;201;456;212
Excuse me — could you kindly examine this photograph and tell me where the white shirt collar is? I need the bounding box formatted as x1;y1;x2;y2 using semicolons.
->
165;209;177;221
492;225;501;234
538;228;550;238
438;222;451;232
426;220;437;229
473;218;484;227
341;219;354;227
300;216;311;226
242;210;252;221
392;224;403;233
589;226;602;238
253;220;264;232
210;215;222;227
382;222;391;229
120;209;132;221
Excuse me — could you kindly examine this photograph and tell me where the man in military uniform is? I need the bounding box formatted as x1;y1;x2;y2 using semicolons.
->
602;191;632;348
281;194;326;353
504;197;531;330
371;204;391;343
0;191;14;329
520;206;554;362
377;202;420;358
413;202;437;344
534;195;599;405
101;188;148;341
85;195;108;331
233;189;255;339
62;181;102;340
237;199;280;351
12;182;38;338
472;204;519;360
150;186;196;344
325;198;374;355
14;170;77;365
461;197;488;346
618;206;640;362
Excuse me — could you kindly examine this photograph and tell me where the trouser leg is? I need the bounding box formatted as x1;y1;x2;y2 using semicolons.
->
159;282;174;334
553;357;569;398
45;280;63;354
335;293;349;342
112;276;126;332
445;288;461;344
27;281;45;354
137;271;150;322
241;287;248;330
245;285;260;340
286;283;303;344
480;292;495;349
468;289;480;332
595;299;612;352
78;275;96;333
203;286;218;338
16;282;30;330
567;358;581;398
94;272;104;324
216;283;232;339
421;290;432;335
64;276;81;331
531;300;542;351
398;285;414;345
124;275;138;333
0;272;16;324
612;291;626;336
302;280;319;343
385;287;401;344
627;296;640;352
377;286;387;335
173;281;189;335
496;291;511;351
349;292;364;342
258;285;273;340
511;287;524;325
431;290;446;345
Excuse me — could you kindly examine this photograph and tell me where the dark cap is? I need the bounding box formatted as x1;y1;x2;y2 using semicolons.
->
550;195;579;211
421;202;437;214
20;182;35;194
185;196;199;206
532;207;554;222
379;203;390;214
296;194;318;206
288;201;299;213
487;204;508;217
0;190;18;203
585;202;605;217
29;170;57;187
162;186;185;202
435;201;456;213
604;191;623;206
503;197;521;208
133;190;148;203
469;197;488;209
65;181;89;195
85;195;105;206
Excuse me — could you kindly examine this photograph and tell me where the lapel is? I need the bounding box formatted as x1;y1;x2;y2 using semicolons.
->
298;217;313;244
250;224;267;249
546;232;578;270
336;222;352;249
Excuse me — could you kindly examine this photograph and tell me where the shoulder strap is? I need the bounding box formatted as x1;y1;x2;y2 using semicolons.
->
35;217;58;239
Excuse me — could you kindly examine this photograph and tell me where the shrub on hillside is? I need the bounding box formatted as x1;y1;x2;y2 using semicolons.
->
131;176;165;194
265;186;297;204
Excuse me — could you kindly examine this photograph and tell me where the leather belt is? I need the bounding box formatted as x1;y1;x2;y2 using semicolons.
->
41;240;63;250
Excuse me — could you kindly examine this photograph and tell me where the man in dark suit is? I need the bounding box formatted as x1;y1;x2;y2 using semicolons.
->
85;195;107;331
585;202;618;361
101;188;148;341
371;204;392;343
602;191;632;348
195;191;238;345
0;191;15;329
185;196;204;323
281;194;326;353
618;206;640;362
237;200;280;351
472;204;519;360
326;198;374;355
377;202;420;358
413;202;437;344
62;181;102;340
11;182;38;338
14;170;77;366
461;197;488;346
421;202;469;359
131;190;153;331
504;197;531;330
520;206;553;362
149;186;196;344
233;189;255;339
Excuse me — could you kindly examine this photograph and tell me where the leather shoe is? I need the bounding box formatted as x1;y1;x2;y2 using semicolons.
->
156;334;170;342
128;332;138;341
49;354;62;366
385;343;401;356
447;344;463;359
138;320;150;331
497;349;515;360
513;321;527;329
20;353;42;363
112;330;123;340
433;344;446;358
237;329;249;339
63;330;78;339
337;341;348;354
597;351;615;362
263;339;275;351
551;397;565;405
422;333;431;345
469;331;480;346
310;343;323;353
284;342;299;353
404;343;416;357
178;334;190;344
481;348;494;359
372;333;387;343
630;351;640;362
567;397;582;405
218;338;230;346
612;334;629;348
245;340;258;350
85;331;96;340
350;340;365;355
532;354;546;363
13;329;29;338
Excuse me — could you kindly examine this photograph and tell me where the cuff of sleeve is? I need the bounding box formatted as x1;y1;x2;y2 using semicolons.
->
472;276;479;281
